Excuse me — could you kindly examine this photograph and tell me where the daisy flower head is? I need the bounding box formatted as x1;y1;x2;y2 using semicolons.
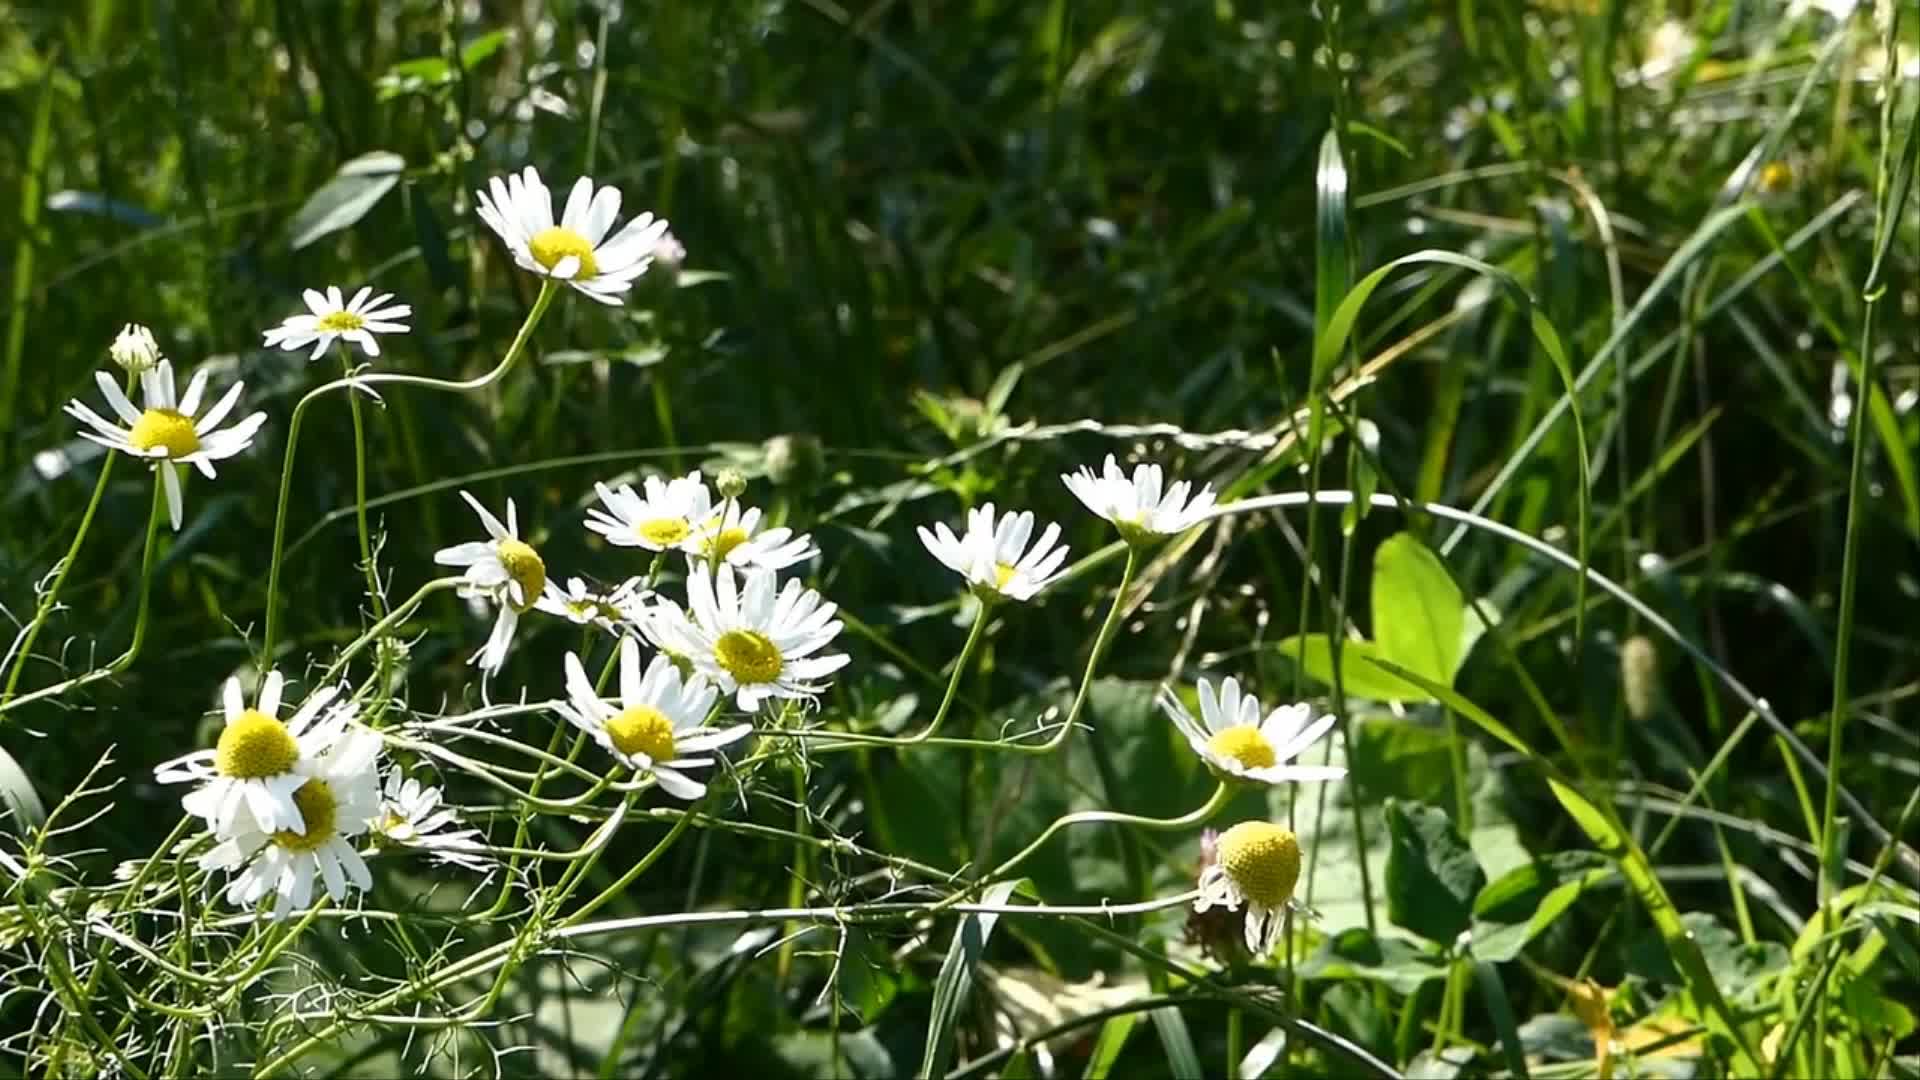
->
1194;821;1302;957
585;471;716;553
534;575;639;631
917;502;1069;603
641;564;850;712
433;491;547;676
199;729;383;922
691;500;819;572
373;770;488;871
64;359;268;530
153;671;349;836
475;166;672;305
262;285;412;362
1061;455;1217;545
1159;677;1345;786
109;323;162;375
556;638;747;799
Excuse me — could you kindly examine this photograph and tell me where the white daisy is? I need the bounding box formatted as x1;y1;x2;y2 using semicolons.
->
432;491;547;676
373;770;488;871
1158;677;1346;786
585;471;717;552
534;575;637;631
262;285;412;362
63;359;268;531
917;502;1069;603
199;729;383;922
474;166;672;305
556;637;747;799
1194;821;1302;957
607;576;654;626
109;323;161;375
691;501;819;571
153;671;348;836
641;565;849;711
1061;455;1217;544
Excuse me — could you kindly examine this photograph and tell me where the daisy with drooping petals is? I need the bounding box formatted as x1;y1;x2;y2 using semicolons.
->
199;729;383;922
1194;821;1302;957
556;637;747;799
691;501;819;572
918;503;1069;603
1061;455;1217;544
1159;677;1346;786
475;166;673;304
262;286;412;361
585;472;717;552
534;575;637;631
433;491;547;676
641;565;849;712
153;671;349;836
63;360;268;530
373;771;488;871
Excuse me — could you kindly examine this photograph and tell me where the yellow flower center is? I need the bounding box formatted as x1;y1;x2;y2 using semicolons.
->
636;517;692;549
714;629;783;685
1217;822;1301;908
496;539;546;609
271;779;339;853
1207;727;1277;771
528;225;599;278
127;408;201;458
993;562;1018;590
314;310;366;333
604;704;677;762
214;709;300;779
704;526;751;562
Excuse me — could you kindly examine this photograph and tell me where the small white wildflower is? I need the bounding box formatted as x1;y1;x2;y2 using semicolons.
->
432;491;546;676
1159;677;1345;786
918;502;1069;603
1061;455;1217;544
556;637;748;799
641;565;849;712
475;166;672;304
153;671;349;835
262;285;412;361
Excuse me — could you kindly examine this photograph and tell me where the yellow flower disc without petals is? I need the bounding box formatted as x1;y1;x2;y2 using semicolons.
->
605;705;677;762
1217;822;1301;908
529;226;599;278
1207;727;1277;770
271;780;339;853
496;539;546;609
128;408;201;457
215;710;300;779
715;629;783;685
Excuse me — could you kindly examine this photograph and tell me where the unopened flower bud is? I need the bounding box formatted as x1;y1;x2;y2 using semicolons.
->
109;323;161;375
1621;635;1658;720
763;433;825;490
716;468;748;501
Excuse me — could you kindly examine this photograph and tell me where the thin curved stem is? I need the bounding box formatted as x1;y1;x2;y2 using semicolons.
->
903;598;989;743
2;439;119;708
343;355;385;619
261;280;558;660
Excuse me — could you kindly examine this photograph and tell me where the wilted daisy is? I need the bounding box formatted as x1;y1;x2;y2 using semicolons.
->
1194;821;1302;957
1062;455;1217;544
433;491;546;675
1159;677;1346;786
262;285;412;361
199;729;382;922
642;564;849;711
153;671;348;836
534;575;637;631
918;503;1069;603
691;501;819;571
109;323;161;374
475;166;672;304
556;638;747;799
63;360;268;530
373;771;488;871
585;472;717;552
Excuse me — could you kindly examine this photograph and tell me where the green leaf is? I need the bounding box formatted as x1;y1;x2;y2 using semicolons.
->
1084;1014;1139;1079
1311;127;1351;392
1372;533;1467;683
920;879;1021;1078
1277;635;1440;704
1148;1004;1202;1080
1473;961;1531;1080
1300;926;1449;994
0;742;45;833
286;151;405;250
1384;799;1486;944
1469;852;1612;963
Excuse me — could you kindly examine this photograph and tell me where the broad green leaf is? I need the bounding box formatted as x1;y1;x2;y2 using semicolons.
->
286;151;404;250
1384;799;1486;944
1470;852;1612;963
1277;635;1439;704
1372;533;1467;683
920;879;1021;1078
1300;926;1449;994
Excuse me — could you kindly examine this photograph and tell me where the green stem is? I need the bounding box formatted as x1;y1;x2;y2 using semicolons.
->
0;477;164;716
344;356;386;620
1226;1005;1244;1080
262;280;557;660
566;802;699;924
2;429;120;708
902;599;989;743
